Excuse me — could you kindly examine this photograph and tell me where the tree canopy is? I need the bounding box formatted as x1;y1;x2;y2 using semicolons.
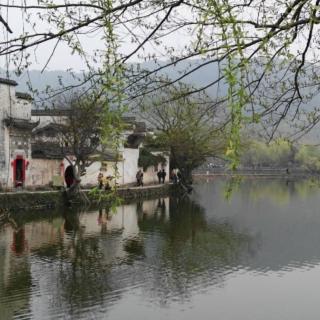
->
138;85;227;181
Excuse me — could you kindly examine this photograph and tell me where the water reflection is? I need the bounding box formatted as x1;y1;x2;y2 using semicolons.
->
2;178;320;319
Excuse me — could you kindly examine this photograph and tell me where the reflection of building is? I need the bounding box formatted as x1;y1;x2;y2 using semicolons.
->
0;78;169;189
0;217;64;320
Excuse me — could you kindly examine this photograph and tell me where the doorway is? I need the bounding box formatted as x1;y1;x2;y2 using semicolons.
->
13;156;25;187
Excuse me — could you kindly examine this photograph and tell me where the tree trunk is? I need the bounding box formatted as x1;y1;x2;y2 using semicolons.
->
65;164;90;205
178;167;193;193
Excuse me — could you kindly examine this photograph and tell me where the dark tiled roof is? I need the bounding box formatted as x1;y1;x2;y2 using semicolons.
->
134;121;147;133
31;142;64;159
89;150;120;162
31;109;71;116
32;123;64;136
122;116;136;123
0;78;17;86
125;133;146;148
16;91;33;100
4;117;39;130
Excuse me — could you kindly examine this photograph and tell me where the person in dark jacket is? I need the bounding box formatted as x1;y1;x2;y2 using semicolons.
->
171;170;178;184
161;169;166;183
136;170;144;186
157;170;162;184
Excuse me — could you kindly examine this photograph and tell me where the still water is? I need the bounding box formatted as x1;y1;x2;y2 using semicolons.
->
1;178;320;320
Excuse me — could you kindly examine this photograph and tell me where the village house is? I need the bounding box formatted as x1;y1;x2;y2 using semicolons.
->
0;78;169;190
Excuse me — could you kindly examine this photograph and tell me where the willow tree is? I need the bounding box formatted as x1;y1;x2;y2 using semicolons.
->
1;1;320;166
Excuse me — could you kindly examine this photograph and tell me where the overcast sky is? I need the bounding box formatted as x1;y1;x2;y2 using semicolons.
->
0;2;191;72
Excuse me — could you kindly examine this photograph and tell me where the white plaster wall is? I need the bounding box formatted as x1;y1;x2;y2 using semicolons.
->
0;126;10;188
80;161;103;186
80;148;140;187
0;83;16;117
0;84;15;188
28;159;62;187
31;115;68;127
0;83;35;189
141;153;170;185
80;149;169;187
12;98;32;120
141;166;158;185
78;160;124;187
122;148;139;184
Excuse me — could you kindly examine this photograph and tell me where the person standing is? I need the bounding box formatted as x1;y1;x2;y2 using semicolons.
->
177;170;182;183
157;170;162;184
161;169;166;183
171;170;178;184
136;169;144;186
97;172;104;189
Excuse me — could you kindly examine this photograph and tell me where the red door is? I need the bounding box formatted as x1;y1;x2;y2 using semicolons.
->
13;156;26;187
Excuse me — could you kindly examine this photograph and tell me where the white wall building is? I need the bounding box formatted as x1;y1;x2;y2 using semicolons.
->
0;79;37;189
0;78;169;190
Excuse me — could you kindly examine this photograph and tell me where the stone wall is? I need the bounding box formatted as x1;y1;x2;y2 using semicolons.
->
0;184;175;211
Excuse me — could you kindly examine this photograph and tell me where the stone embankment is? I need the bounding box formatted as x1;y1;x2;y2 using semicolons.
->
0;183;174;211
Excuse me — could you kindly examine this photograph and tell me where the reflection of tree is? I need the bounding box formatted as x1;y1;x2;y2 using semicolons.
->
1;197;253;316
138;196;253;303
30;207;144;316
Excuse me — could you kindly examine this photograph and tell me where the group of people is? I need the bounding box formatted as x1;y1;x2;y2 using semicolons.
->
98;167;182;189
97;172;112;190
170;169;182;184
157;169;167;184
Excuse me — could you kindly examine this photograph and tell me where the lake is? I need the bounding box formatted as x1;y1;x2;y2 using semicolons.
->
1;177;320;319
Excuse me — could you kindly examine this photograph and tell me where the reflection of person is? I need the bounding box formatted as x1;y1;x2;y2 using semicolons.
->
157;198;166;214
98;209;103;225
11;228;27;255
98;209;109;233
160;199;166;216
136;200;143;217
